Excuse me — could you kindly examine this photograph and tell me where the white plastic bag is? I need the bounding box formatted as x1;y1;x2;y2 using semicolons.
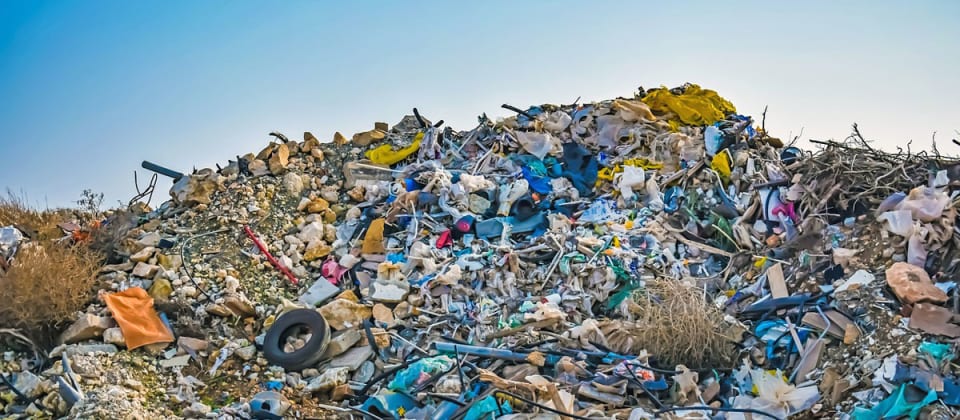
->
877;210;915;237
896;187;949;222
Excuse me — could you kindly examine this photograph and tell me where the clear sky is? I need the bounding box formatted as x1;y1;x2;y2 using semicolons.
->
1;1;958;208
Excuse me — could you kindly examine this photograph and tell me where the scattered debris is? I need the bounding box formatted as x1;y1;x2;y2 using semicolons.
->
4;83;960;419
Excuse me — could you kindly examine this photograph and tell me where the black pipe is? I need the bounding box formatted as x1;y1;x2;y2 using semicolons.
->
141;161;185;181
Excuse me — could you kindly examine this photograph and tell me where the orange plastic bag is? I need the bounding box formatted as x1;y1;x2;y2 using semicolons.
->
103;287;174;349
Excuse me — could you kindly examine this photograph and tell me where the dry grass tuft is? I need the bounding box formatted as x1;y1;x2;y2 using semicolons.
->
0;243;101;335
0;191;67;241
599;279;735;368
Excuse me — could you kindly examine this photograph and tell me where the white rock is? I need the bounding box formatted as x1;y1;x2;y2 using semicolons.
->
103;327;126;346
132;262;160;278
235;345;257;361
130;247;155;263
297;221;325;247
137;232;162;247
180;286;198;298
282;172;304;196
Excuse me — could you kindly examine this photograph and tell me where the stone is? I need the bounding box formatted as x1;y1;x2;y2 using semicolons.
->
130;247;155;263
372;303;395;325
322;328;362;358
305;367;350;393
303;132;321;152
183;402;211;418
170;169;220;206
137;232;162;247
103;327;126;346
331;384;353;401
297;221;325;246
132;262;160;278
886;262;948;304
268;144;290;175
369;280;409;303
236;345;257;361
362;327;391;349
179;285;198;298
908;303;960;337
249;159;270;177
319;299;372;330
148;278;173;301
100;261;135;273
299;278;341;307
159;354;191;368
223;295;257;317
332;131;348;146
178;336;209;353
303;243;332;262
304;198;330;213
59;314;115;344
50;343;119;358
205;303;234;317
157;254;183;271
330;346;373;371
351;128;386;146
282;172;303;196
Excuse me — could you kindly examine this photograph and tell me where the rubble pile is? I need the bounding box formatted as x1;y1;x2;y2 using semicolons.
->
3;83;960;419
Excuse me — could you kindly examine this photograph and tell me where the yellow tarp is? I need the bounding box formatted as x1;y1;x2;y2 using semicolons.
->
366;132;423;165
641;84;736;127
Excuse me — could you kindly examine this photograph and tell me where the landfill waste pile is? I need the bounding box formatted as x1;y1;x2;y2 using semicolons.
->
4;83;960;419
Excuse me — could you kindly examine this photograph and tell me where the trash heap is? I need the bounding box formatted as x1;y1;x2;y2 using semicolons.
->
3;83;960;419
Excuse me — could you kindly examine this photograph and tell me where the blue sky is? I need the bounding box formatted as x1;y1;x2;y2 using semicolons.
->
1;1;958;208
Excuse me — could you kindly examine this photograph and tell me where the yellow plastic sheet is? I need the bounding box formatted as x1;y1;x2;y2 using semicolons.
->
711;149;732;184
366;132;423;165
641;84;736;127
596;158;664;182
362;218;387;254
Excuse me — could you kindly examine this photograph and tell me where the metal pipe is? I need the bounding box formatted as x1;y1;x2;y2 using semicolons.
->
141;161;185;181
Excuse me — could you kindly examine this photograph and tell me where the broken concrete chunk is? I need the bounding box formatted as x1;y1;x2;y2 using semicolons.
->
103;327;126;346
268;143;290;175
59;314;116;344
306;367;350;393
909;303;960;337
299;278;341;308
235;345;257;361
319;299;372;330
223;295;257;317
137;232;162;247
282;172;304;195
182;402;211;418
368;279;409;303
178;336;209;354
159;354;191;368
322;328;362;358
329;345;374;371
886;262;947;304
131;262;160;278
130;247;155;263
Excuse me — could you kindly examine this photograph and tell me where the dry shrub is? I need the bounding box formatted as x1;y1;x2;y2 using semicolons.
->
599;279;735;368
0;242;101;341
0;191;66;241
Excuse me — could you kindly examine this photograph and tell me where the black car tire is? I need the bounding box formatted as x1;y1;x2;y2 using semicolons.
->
263;309;330;371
